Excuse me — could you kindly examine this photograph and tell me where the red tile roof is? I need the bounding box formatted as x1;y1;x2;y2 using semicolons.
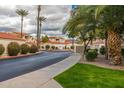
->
0;32;25;41
13;32;28;36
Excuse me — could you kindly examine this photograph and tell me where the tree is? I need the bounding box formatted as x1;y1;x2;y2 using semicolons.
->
16;9;28;38
64;5;124;65
95;6;124;64
63;6;97;56
42;35;49;43
37;5;41;49
39;16;46;39
95;28;108;60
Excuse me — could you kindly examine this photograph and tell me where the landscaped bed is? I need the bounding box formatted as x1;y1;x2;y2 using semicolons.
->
54;63;124;88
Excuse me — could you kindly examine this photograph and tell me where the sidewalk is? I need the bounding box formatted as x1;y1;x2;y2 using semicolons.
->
0;53;81;88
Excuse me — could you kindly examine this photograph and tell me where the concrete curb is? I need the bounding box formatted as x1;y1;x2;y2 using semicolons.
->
0;51;43;60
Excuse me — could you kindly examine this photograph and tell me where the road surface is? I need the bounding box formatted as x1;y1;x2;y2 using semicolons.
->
0;51;72;82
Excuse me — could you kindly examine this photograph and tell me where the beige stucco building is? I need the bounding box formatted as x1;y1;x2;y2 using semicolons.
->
41;36;73;50
0;32;37;55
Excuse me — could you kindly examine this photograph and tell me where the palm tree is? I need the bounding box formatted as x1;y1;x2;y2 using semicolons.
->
16;9;28;38
64;5;124;65
37;5;41;49
63;6;97;55
39;16;46;39
95;6;124;65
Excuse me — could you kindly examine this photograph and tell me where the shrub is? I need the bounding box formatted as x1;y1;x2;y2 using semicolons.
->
71;46;74;49
86;49;97;61
7;42;20;56
93;49;98;57
86;48;90;53
0;44;5;55
64;46;67;49
121;48;124;57
30;44;38;53
51;46;55;50
20;44;30;54
41;46;44;49
94;48;98;53
56;47;58;50
45;45;50;50
100;46;106;55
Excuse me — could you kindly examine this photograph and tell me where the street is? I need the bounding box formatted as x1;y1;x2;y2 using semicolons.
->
0;51;72;82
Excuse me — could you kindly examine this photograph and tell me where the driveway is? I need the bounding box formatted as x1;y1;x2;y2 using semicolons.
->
0;51;72;82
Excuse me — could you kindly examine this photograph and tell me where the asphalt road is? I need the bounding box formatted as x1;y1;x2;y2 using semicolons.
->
0;51;72;82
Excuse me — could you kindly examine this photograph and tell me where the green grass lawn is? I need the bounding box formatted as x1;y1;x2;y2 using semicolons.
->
54;63;124;88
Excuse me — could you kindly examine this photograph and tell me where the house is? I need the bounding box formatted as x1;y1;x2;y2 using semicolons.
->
12;32;37;45
41;36;73;50
0;32;37;55
89;39;105;49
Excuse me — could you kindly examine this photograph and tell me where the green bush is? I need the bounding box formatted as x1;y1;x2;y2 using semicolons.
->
94;48;98;53
64;46;67;49
7;42;20;56
41;46;44;49
121;48;124;57
0;44;5;55
51;46;55;50
56;47;58;50
100;46;106;55
86;49;97;61
86;48;90;53
45;45;50;50
20;44;30;54
30;44;38;53
71;46;74;49
93;49;98;57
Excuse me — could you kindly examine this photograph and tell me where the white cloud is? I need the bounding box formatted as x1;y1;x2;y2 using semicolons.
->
0;5;71;36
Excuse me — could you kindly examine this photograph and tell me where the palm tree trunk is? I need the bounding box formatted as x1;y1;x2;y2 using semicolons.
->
39;22;42;38
21;16;23;38
37;5;41;49
108;30;121;65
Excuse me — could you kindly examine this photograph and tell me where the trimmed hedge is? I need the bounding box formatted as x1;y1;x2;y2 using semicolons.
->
21;43;30;54
7;42;20;56
45;45;50;50
100;46;106;55
51;46;55;50
86;49;97;61
30;44;38;53
0;44;5;55
71;46;74;49
41;46;44;49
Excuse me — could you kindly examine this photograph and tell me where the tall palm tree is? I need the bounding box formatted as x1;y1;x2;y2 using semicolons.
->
39;16;46;39
37;5;41;48
16;9;28;38
95;6;124;65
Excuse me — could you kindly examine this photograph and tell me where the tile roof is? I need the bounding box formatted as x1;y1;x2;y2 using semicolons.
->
13;32;28;36
0;32;25;41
